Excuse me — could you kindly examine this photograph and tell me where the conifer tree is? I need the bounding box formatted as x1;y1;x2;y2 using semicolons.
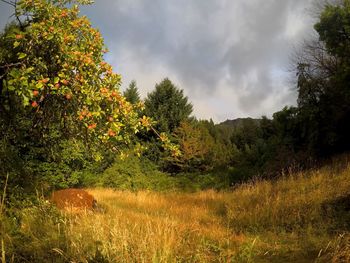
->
123;80;140;104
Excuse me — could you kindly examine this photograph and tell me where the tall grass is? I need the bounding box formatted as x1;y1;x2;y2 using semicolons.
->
0;174;8;263
2;158;350;262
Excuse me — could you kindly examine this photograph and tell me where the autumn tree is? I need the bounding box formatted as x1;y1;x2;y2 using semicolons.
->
0;0;154;188
166;121;215;172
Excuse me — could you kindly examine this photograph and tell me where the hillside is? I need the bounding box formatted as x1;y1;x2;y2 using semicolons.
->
2;156;350;262
218;117;261;130
214;117;263;147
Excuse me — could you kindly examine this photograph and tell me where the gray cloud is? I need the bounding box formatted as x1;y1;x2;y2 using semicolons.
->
81;0;316;121
0;0;316;121
0;3;13;28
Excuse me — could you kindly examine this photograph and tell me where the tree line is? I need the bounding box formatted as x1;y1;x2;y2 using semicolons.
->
1;0;350;193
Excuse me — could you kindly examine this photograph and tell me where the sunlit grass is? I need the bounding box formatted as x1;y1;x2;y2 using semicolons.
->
62;189;241;262
2;157;350;262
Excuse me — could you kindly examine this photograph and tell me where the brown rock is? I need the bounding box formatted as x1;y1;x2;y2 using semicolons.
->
51;189;97;211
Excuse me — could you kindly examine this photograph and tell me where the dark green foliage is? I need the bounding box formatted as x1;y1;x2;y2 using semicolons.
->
295;0;350;156
140;78;194;170
227;108;313;179
144;78;193;133
219;118;261;131
123;80;141;104
174;169;233;192
78;153;234;192
89;154;177;191
315;0;350;58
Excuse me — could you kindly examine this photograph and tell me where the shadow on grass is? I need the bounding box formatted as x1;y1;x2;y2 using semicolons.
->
322;193;350;232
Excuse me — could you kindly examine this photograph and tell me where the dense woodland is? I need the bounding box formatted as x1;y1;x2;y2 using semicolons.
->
1;0;350;194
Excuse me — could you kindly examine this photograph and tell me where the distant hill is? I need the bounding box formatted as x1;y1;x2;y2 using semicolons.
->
218;118;261;130
213;118;262;142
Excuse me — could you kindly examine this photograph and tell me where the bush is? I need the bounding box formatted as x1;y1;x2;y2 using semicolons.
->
90;155;177;191
81;155;234;192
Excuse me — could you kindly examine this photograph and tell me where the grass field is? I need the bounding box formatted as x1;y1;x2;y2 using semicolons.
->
2;158;350;262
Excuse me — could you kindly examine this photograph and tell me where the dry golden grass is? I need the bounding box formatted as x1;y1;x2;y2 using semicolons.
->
59;160;350;262
62;189;244;262
3;157;350;262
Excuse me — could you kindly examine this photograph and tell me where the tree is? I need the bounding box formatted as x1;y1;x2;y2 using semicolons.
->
123;80;141;104
315;0;350;58
144;78;193;133
0;0;148;145
0;0;151;188
294;0;350;156
167;121;215;172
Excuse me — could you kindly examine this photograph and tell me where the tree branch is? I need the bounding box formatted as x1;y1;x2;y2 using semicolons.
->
0;62;22;69
0;62;22;80
0;0;15;7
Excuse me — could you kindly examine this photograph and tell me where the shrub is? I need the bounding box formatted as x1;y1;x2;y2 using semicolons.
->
93;155;177;191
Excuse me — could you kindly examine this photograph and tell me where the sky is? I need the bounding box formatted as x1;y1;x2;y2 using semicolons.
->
0;0;317;122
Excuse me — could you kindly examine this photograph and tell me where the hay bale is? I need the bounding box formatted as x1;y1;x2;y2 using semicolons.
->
51;189;97;211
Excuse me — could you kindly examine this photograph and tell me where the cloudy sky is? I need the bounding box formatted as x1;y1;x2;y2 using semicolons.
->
0;0;317;122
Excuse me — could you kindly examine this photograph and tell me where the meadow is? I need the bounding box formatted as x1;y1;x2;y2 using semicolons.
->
2;157;350;262
2;1;350;262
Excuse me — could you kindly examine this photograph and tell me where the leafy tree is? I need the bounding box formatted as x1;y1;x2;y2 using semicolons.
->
167;121;215;172
123;80;141;105
295;0;350;156
315;0;350;58
198;119;234;167
263;107;307;175
230;119;262;152
144;78;193;133
0;0;153;189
